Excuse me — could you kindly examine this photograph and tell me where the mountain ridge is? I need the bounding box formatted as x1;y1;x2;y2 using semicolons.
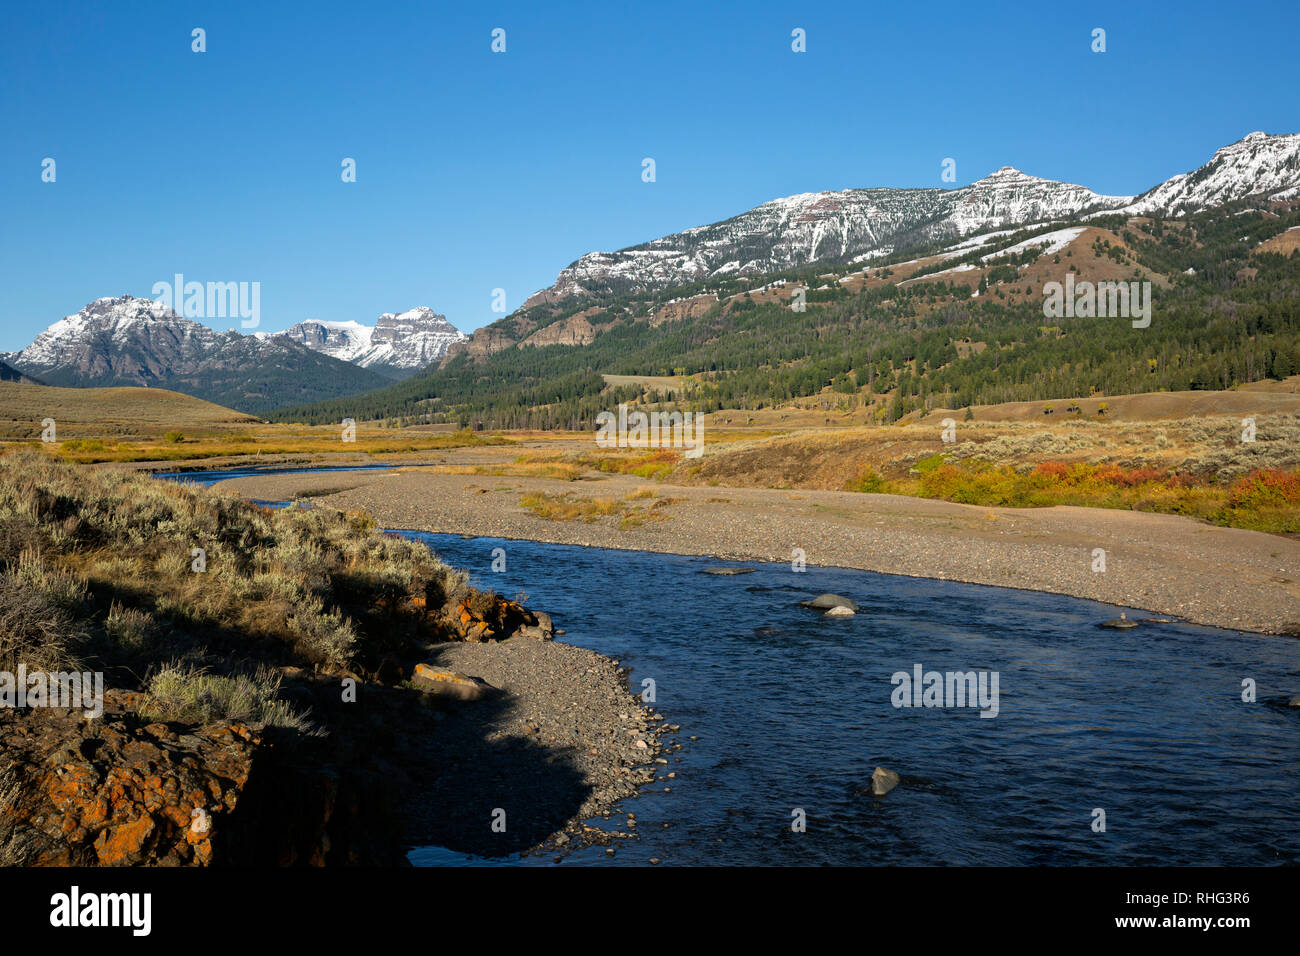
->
270;133;1300;429
4;295;392;416
438;131;1300;367
274;307;466;377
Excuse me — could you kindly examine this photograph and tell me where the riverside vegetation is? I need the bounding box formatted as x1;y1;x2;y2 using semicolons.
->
506;412;1300;535
0;451;578;865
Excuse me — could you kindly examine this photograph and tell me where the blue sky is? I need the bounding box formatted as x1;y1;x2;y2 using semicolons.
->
2;0;1298;350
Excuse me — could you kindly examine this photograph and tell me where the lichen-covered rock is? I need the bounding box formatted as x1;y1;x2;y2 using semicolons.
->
452;595;536;643
411;664;500;701
0;691;258;866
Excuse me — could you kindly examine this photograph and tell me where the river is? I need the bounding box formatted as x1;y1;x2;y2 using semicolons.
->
161;465;1300;865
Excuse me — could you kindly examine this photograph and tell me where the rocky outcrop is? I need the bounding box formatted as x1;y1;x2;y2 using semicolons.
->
0;690;256;866
449;593;544;643
648;295;716;328
519;314;598;348
439;324;519;366
0;686;414;867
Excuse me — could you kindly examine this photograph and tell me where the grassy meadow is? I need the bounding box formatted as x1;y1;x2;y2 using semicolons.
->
0;382;512;463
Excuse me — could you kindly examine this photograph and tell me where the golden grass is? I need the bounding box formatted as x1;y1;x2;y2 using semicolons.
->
846;458;1300;534
5;427;513;464
519;492;622;522
410;456;586;481
0;383;516;463
0;383;258;433
518;490;675;528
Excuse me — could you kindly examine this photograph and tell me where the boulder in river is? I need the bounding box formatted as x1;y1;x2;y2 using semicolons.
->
1100;612;1138;630
824;605;856;618
871;766;901;796
800;593;859;611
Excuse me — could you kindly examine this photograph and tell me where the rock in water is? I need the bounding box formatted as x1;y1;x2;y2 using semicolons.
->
824;605;856;617
871;766;901;796
1288;695;1300;708
800;593;859;611
1101;612;1138;630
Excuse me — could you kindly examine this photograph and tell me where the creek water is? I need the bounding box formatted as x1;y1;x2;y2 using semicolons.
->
161;465;1300;866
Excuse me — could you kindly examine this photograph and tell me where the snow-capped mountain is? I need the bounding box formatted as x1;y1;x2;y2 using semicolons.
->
277;307;466;375
1119;131;1300;214
529;132;1298;303
535;168;1130;301
9;295;191;373
276;319;375;364
5;295;391;415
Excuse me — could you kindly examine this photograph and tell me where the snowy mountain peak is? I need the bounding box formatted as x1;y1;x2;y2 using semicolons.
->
981;166;1032;181
537;164;1130;301
277;307;466;374
522;132;1297;305
12;295;209;369
4;295;392;415
1122;131;1300;213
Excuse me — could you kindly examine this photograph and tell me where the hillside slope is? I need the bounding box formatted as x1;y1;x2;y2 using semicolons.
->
273;193;1300;429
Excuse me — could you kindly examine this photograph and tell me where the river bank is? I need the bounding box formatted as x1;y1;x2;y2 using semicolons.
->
201;445;1300;637
0;453;666;865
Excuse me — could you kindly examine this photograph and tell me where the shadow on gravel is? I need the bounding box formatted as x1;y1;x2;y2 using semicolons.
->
399;644;592;858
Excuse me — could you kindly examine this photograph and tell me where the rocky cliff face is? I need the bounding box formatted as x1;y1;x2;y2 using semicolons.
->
440;323;519;364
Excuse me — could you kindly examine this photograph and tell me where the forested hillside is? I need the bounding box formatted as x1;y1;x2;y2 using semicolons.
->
272;199;1300;428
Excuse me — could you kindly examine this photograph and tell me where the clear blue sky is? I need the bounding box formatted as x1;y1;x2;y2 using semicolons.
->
2;0;1297;350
